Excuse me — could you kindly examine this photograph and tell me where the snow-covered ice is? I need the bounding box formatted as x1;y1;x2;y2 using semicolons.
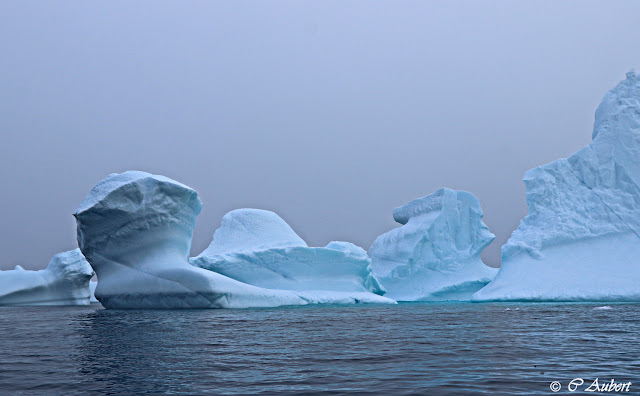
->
75;171;393;309
199;208;307;256
369;188;497;301
0;249;94;306
191;208;387;296
474;72;640;302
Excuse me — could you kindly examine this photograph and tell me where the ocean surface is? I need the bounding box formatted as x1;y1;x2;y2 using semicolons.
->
0;303;638;395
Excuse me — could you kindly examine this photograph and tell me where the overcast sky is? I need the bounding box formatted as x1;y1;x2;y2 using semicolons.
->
1;1;640;270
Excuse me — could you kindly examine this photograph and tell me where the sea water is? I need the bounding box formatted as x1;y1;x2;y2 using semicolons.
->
0;303;638;394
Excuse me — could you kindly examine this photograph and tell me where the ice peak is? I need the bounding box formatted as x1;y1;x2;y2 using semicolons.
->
46;249;94;281
475;72;640;302
74;170;198;215
592;69;640;140
201;208;307;257
392;188;483;225
74;171;202;257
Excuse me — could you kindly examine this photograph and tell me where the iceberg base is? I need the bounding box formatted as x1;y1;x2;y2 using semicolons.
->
473;233;640;302
378;258;497;302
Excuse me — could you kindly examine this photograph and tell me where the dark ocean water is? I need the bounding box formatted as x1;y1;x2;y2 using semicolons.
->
0;303;638;395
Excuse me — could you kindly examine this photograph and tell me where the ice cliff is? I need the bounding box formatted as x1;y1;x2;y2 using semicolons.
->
369;188;497;301
0;249;94;306
75;171;393;309
191;209;386;295
474;71;640;301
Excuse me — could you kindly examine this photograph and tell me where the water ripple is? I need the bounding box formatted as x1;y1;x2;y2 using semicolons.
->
0;303;638;394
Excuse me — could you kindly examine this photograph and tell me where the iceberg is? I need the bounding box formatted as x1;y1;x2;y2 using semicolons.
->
191;208;386;296
474;72;640;302
75;171;394;309
0;249;94;306
369;188;498;301
89;281;98;303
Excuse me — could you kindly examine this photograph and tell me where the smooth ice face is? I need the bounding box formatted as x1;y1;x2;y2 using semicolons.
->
89;281;98;303
369;188;497;301
75;170;203;274
0;249;94;306
201;209;307;256
191;209;389;298
474;72;640;302
76;172;393;309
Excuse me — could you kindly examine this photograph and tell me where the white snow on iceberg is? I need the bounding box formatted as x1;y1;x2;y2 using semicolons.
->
0;249;94;306
474;71;640;302
75;171;394;309
191;208;386;296
199;208;307;256
369;188;497;301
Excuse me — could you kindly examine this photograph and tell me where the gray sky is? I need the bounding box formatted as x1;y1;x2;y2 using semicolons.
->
2;1;640;270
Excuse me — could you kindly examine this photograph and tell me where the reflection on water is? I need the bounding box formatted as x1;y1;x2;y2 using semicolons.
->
0;303;639;394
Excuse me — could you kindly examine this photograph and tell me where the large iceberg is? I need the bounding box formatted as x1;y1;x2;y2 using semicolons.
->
75;171;394;309
0;249;94;306
369;188;498;301
191;208;386;295
474;72;640;302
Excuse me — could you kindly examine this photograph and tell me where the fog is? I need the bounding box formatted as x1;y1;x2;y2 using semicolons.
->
2;1;640;269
